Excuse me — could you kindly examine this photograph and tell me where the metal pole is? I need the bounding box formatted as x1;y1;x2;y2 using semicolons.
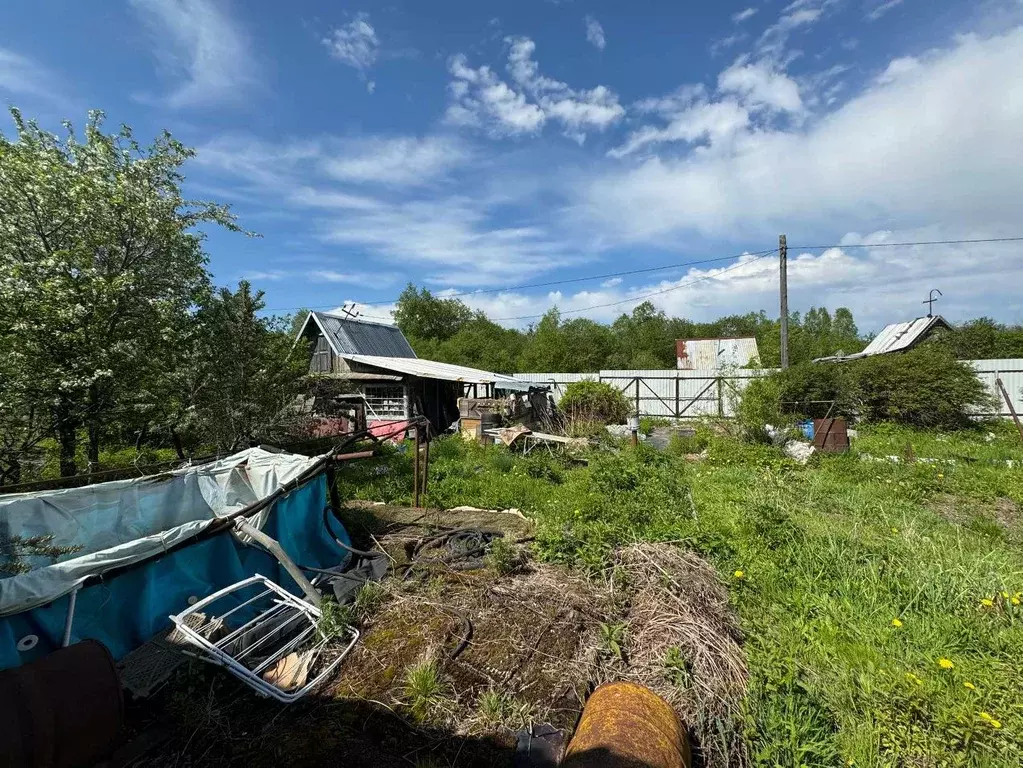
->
996;378;1023;443
635;378;641;417
412;426;421;508
422;426;430;495
234;518;322;607
779;234;789;369
61;586;80;647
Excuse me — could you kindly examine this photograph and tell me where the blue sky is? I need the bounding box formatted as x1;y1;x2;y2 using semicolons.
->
3;0;1023;331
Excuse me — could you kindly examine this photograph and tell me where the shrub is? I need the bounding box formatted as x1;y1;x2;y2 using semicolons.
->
739;348;994;431
847;346;995;428
559;380;633;425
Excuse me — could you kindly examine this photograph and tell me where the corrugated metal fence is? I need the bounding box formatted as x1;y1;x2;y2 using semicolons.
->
516;369;772;418
518;359;1023;419
968;360;1023;417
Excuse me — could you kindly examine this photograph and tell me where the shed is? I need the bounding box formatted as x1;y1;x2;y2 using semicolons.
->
676;337;760;370
295;311;532;432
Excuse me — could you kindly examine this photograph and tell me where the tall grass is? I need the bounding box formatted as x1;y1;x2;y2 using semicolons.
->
337;424;1023;765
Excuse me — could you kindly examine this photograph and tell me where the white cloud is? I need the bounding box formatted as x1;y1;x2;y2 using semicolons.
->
609;100;750;157
709;33;748;57
194;132;582;286
0;48;62;103
756;0;837;61
732;7;759;23
718;59;803;113
586;27;1023;247
322;136;468;186
867;0;905;22
585;16;607;50
874;55;921;84
446;37;624;142
130;0;256;109
323;13;379;76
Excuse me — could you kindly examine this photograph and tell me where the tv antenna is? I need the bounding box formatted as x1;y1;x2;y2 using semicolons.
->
923;288;942;318
339;302;361;321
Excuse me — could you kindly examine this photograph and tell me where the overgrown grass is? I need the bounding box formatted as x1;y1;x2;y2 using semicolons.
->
337;424;1023;765
403;660;445;723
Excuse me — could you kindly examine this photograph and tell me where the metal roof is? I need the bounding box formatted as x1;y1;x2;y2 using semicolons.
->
308;312;417;358
676;337;760;370
859;316;949;356
815;316;950;362
341;354;534;391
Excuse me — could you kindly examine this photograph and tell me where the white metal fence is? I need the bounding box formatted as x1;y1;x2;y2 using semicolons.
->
518;359;1023;419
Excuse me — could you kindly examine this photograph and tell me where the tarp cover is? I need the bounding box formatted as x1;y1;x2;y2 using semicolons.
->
0;449;351;669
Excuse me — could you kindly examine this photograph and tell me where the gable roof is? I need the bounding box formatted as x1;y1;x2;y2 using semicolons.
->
299;311;417;359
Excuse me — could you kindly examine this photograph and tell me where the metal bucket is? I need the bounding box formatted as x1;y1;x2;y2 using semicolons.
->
0;639;123;768
562;681;691;768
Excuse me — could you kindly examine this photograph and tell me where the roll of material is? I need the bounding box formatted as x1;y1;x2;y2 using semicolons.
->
0;639;123;768
563;681;691;768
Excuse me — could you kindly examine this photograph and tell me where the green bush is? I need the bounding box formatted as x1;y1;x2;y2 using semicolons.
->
741;348;994;431
559;380;633;425
848;346;994;428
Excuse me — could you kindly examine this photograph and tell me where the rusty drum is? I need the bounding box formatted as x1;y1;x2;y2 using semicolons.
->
562;681;691;768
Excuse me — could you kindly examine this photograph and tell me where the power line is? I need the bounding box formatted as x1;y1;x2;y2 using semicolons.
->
260;248;779;313
491;250;779;321
262;235;1023;318
791;236;1023;250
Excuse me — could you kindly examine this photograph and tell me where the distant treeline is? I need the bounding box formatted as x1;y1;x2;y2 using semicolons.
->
327;285;1023;374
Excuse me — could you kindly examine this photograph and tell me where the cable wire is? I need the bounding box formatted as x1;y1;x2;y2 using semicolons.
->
491;249;779;321
791;236;1023;250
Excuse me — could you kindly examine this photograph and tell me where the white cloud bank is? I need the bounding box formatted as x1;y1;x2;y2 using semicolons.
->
130;0;257;109
591;27;1023;243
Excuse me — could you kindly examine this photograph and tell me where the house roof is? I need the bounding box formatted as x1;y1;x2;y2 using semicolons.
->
341;354;534;391
676;337;760;369
301;312;417;358
816;315;950;362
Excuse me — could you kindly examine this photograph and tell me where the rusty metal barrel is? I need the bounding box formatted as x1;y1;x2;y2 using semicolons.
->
562;681;691;768
0;639;124;768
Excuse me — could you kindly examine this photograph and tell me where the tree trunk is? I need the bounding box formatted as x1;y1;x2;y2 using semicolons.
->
56;408;78;477
88;423;101;470
170;425;186;460
87;383;102;470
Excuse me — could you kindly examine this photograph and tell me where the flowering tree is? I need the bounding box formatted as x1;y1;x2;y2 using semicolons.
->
0;108;241;477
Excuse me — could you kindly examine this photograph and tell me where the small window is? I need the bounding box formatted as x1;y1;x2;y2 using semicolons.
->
361;385;407;419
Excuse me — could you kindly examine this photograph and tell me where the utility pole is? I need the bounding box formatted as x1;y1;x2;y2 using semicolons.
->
779;234;789;369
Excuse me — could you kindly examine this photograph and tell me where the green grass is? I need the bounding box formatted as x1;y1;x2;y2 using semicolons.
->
403;660;445;723
337;423;1023;765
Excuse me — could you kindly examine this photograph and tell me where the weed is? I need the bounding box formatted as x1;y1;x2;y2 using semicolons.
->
403;660;444;723
662;646;691;688
598;621;627;661
476;688;531;731
317;598;355;639
484;536;522;575
353;580;387;619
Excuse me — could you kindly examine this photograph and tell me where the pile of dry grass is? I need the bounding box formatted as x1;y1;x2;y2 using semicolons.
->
604;543;749;768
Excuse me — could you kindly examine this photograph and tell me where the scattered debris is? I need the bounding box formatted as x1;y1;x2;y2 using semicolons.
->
783;440;816;464
169;575;359;703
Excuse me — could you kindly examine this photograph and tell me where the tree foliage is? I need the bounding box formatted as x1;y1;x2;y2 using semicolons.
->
0;108;305;483
558;380;633;425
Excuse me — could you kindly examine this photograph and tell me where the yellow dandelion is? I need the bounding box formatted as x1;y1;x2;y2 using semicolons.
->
963;681;976;691
938;658;954;670
980;598;994;607
979;712;993;721
1012;597;1021;606
891;527;899;533
991;719;1002;729
891;618;903;628
734;570;745;580
905;672;923;685
937;473;944;479
1002;591;1010;599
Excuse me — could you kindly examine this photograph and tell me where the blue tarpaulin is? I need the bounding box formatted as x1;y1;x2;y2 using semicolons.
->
0;449;351;669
